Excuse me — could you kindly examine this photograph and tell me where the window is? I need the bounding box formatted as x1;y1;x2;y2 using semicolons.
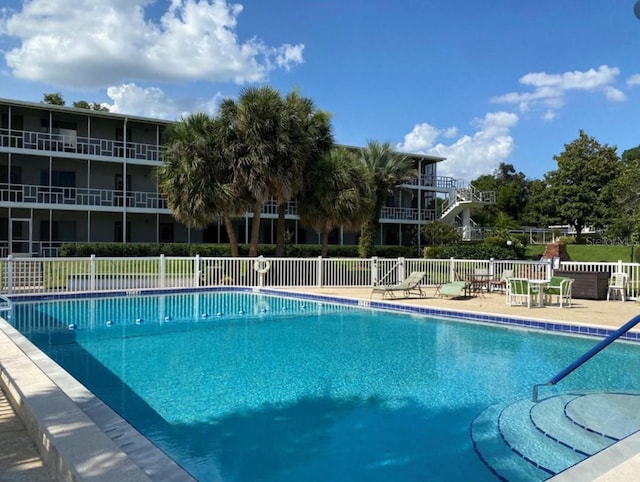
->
40;221;76;241
0;166;21;183
40;170;76;187
114;221;131;242
159;223;174;243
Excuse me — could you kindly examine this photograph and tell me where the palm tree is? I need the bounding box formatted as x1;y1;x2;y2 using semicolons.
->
357;140;417;257
218;86;285;257
269;91;334;256
157;113;244;256
298;148;372;256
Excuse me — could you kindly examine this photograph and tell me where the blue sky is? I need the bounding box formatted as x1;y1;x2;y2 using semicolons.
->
1;0;640;183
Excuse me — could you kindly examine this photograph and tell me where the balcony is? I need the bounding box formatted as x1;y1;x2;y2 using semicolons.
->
0;128;161;162
0;182;168;210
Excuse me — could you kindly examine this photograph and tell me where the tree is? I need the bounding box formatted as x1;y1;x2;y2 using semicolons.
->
73;100;110;112
218;86;287;257
421;220;462;246
268;91;333;256
470;163;528;227
544;130;620;242
298;147;371;256
606;145;640;240
158;113;245;256
42;93;65;105
357;141;417;257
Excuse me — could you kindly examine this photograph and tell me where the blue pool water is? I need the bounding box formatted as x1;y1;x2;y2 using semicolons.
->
7;291;640;481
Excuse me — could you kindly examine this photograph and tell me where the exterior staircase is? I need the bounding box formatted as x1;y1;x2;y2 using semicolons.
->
440;185;496;223
439;185;495;240
470;391;640;481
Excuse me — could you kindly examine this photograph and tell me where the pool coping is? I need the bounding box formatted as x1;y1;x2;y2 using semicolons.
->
2;286;640;481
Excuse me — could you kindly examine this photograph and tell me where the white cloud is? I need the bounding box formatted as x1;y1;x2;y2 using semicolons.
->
627;74;640;87
105;82;223;120
0;0;304;88
396;112;518;182
491;65;624;119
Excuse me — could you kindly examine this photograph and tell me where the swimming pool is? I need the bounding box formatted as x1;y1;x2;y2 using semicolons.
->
7;290;640;481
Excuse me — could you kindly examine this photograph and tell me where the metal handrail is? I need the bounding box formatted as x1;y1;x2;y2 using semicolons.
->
532;314;640;401
0;295;11;311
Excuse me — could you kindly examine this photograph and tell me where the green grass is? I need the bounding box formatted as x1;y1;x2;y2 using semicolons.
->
525;244;637;262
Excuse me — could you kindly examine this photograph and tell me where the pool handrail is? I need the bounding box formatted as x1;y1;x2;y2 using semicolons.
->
0;295;11;311
532;313;640;402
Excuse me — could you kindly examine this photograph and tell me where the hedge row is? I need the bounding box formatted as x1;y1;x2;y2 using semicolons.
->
59;243;416;258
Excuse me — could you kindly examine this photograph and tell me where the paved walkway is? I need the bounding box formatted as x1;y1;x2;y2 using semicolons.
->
0;387;53;482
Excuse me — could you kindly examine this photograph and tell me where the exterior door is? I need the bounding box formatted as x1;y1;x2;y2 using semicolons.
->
9;218;31;255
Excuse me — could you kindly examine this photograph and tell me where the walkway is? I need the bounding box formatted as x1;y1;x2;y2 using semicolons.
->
0;387;53;482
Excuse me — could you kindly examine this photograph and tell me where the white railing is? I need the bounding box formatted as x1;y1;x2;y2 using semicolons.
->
1;127;161;162
4;255;631;297
0;182;168;210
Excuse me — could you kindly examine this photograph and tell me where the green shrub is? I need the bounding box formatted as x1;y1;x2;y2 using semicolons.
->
59;243;413;258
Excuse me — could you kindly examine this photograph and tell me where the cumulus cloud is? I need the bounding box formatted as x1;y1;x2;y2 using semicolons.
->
396;112;518;182
0;0;304;88
491;65;625;119
104;82;223;120
627;74;640;87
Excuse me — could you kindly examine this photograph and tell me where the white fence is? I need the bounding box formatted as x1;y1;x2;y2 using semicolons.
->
0;255;638;299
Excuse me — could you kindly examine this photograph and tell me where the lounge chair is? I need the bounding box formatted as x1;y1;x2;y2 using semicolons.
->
543;276;574;308
370;271;426;299
439;281;470;298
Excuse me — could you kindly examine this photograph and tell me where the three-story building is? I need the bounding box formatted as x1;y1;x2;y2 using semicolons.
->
0;98;493;257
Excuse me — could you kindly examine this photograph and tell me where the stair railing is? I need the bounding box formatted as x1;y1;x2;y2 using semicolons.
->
532;314;640;402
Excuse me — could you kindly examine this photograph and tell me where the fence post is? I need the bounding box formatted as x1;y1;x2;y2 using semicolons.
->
159;254;166;289
618;260;623;273
450;257;456;283
398;257;406;281
90;254;96;292
371;257;378;286
7;255;13;295
194;255;200;287
317;256;323;287
489;258;495;280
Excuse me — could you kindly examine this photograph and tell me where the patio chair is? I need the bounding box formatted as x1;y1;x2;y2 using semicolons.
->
607;272;628;301
439;281;470;298
507;278;540;308
370;271;426;299
489;269;514;294
543;276;574;308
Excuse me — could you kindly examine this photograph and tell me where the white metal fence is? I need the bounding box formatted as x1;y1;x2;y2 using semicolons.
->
0;255;638;299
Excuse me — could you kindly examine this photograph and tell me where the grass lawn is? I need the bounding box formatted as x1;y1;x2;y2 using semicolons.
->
525;244;637;263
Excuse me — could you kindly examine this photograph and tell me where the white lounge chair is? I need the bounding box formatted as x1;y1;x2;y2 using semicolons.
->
607;272;628;301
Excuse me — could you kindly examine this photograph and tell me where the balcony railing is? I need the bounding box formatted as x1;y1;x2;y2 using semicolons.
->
0;128;161;162
0;182;168;210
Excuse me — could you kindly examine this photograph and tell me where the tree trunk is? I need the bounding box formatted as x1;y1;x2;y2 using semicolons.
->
321;228;330;257
222;215;239;257
275;201;287;256
249;201;263;257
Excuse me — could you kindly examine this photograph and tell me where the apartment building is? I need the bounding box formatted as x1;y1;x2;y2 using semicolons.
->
0;98;492;257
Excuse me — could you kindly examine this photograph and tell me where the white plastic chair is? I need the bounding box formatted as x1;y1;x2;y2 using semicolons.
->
607;272;628;301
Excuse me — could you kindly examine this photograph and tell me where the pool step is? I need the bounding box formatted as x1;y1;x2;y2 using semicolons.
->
471;392;640;481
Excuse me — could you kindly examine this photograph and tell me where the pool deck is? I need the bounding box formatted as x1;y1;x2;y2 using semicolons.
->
2;287;640;481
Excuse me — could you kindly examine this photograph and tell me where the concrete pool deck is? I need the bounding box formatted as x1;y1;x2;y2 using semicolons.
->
1;287;640;481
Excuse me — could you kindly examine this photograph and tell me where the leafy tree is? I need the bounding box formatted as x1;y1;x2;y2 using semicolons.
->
421;220;462;246
470;163;528;226
298;147;371;256
42;93;65;105
544;130;620;242
606;145;640;240
158;113;245;256
73;100;110;111
357;140;417;257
